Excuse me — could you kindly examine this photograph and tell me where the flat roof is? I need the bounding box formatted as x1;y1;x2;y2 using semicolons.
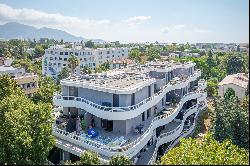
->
0;65;24;72
62;60;195;91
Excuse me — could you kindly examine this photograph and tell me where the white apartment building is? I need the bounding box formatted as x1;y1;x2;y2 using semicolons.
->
218;73;249;99
42;45;129;78
49;60;207;165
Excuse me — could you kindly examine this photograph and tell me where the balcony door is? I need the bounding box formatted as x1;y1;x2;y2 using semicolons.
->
113;94;119;107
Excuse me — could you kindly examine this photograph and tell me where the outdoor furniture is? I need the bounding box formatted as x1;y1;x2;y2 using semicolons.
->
134;128;139;134
135;124;144;134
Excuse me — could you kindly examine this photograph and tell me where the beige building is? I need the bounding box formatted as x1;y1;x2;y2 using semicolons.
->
0;58;39;97
14;74;39;97
218;73;249;99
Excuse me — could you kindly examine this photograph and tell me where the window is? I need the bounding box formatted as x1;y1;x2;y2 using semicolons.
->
112;55;115;57
122;54;124;56
122;50;124;52
80;58;82;61
75;52;78;56
107;51;110;54
63;64;66;66
59;57;62;60
54;57;57;60
84;58;87;61
64;52;68;55
82;52;85;55
93;63;96;67
64;58;67;61
50;57;53;60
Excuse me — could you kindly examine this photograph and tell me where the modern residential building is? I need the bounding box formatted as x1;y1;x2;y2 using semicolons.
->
49;59;207;165
0;62;39;97
42;45;129;78
218;73;249;99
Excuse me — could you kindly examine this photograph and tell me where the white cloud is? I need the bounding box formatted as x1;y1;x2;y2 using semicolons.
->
0;3;240;43
173;24;186;29
161;27;170;34
194;27;211;33
0;3;110;37
124;16;151;26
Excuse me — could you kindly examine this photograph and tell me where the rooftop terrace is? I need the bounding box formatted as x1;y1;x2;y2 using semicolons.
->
61;60;195;91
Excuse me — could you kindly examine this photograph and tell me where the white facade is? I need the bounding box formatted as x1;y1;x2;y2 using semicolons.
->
50;60;207;165
42;45;129;78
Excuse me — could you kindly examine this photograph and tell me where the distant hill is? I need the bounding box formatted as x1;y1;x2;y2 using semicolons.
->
0;22;106;43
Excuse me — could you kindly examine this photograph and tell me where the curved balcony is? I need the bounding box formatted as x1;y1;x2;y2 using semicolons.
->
148;99;208;164
52;90;207;159
53;70;201;121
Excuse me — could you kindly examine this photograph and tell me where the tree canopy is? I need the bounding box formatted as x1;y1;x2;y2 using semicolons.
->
0;75;54;165
109;155;132;165
57;67;70;84
159;133;249;165
65;150;100;165
212;96;249;149
85;40;95;48
32;76;59;104
68;54;79;74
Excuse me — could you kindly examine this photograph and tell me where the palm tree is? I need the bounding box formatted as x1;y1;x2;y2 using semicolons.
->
68;54;79;75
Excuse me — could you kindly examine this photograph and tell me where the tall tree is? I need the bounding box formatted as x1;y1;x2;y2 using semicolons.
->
65;150;100;165
0;95;55;165
32;76;59;104
57;67;70;84
68;54;79;75
0;76;54;165
226;54;245;75
212;96;249;149
0;75;23;100
85;40;95;48
147;46;161;61
128;48;141;62
159;134;249;165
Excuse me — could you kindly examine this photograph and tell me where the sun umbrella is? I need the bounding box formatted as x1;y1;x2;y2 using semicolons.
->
76;116;82;133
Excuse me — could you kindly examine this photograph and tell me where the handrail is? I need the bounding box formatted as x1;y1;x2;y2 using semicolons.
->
53;91;206;155
54;70;201;113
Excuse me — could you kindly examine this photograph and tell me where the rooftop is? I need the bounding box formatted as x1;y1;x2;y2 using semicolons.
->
0;65;24;72
61;60;195;91
219;73;249;89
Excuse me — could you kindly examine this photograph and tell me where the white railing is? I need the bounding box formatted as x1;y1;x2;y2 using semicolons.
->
53;90;206;158
148;98;208;164
53;70;201;114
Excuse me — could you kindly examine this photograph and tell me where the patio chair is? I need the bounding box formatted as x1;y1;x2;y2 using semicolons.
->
134;128;139;134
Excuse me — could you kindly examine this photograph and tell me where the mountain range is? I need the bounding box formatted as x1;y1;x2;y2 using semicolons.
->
0;22;106;43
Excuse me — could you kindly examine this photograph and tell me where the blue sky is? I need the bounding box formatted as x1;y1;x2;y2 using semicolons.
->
0;0;249;43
